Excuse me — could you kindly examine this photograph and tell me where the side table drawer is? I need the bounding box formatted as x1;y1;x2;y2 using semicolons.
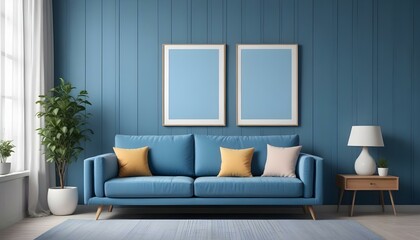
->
346;179;398;190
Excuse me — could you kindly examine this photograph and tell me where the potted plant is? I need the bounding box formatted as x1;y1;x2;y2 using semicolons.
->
377;158;388;176
36;78;93;215
0;140;15;175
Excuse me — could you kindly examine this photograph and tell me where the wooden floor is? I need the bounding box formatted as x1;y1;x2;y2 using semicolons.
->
1;205;420;240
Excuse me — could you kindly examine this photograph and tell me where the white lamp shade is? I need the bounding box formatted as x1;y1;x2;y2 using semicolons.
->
348;126;384;147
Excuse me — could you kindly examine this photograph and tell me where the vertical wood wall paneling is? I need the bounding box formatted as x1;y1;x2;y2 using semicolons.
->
53;0;420;204
296;0;314;153
347;0;361;190
207;0;224;136
330;0;338;204
260;0;280;137
224;0;241;136
262;0;280;44
337;0;354;177
102;0;117;152
292;0;301;140
277;0;296;136
353;0;374;204
392;0;413;204
170;0;191;134
240;0;262;136
157;0;172;135
370;0;379;165
115;0;121;135
281;0;295;44
67;0;86;95
52;0;67;81
210;0;224;45
192;0;207;44
413;0;420;203
119;0;138;135
66;0;86;203
138;0;158;135
85;0;102;160
190;0;208;135
330;0;339;205
313;0;338;204
372;0;378;126
377;0;394;202
351;0;358;125
356;0;374;124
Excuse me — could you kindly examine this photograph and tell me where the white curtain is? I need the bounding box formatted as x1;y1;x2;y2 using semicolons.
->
0;0;54;217
24;0;54;217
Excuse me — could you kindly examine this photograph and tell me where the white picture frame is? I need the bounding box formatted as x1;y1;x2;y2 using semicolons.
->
163;44;226;126
237;44;298;126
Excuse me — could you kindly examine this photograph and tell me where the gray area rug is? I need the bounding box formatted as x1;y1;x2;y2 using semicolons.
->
35;219;383;240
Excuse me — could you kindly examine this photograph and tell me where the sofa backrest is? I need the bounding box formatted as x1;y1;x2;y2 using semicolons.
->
115;134;194;176
194;135;299;177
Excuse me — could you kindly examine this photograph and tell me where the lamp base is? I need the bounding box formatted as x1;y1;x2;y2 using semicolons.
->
354;147;376;175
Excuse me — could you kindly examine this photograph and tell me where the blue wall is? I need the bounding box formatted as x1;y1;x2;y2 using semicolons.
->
53;0;420;205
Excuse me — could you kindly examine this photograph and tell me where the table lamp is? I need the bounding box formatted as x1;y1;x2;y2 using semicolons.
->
348;126;384;175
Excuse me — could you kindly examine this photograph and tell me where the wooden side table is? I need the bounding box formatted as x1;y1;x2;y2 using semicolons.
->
336;174;399;216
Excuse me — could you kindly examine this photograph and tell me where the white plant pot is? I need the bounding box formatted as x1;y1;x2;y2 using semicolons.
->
48;186;78;215
0;163;11;175
378;168;388;177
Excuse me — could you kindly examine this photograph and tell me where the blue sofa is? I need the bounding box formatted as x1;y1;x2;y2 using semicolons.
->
84;134;323;220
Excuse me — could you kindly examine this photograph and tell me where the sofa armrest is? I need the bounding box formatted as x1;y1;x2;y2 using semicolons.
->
84;153;118;202
313;154;324;204
93;153;119;197
296;153;323;202
84;157;95;204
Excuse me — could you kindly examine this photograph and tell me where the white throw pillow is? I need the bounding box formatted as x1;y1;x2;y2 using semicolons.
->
262;144;302;177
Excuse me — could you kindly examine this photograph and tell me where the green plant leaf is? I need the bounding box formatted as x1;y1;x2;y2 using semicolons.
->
35;77;94;187
0;140;15;162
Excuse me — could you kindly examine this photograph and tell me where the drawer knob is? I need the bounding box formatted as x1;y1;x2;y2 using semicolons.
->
370;182;375;185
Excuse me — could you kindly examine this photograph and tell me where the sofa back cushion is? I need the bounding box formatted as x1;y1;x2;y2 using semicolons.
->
194;135;299;177
115;134;194;176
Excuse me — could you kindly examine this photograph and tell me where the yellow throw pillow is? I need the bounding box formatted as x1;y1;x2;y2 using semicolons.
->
113;146;152;177
217;147;254;177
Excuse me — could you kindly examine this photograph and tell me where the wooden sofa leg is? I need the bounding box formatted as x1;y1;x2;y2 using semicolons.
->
108;205;113;212
96;205;103;220
307;205;317;220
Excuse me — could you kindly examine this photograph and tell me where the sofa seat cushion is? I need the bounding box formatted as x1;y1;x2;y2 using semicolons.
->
194;177;303;198
105;176;194;198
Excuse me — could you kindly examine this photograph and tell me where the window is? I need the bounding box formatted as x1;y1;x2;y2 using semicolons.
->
1;5;12;139
0;0;24;164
